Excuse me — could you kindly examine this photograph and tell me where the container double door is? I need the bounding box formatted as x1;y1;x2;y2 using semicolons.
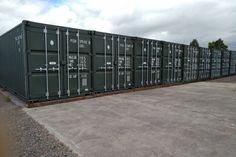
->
134;39;162;87
27;26;91;100
198;48;211;80
211;50;221;78
93;34;133;92
230;51;236;75
162;43;182;84
221;51;230;76
183;46;199;82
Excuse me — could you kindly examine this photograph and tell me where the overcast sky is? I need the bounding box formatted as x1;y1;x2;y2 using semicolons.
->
0;0;235;49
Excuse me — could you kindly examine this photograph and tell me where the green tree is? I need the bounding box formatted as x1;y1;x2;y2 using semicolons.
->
208;38;228;50
190;39;200;48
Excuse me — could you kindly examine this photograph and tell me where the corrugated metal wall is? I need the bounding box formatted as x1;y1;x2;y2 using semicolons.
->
0;24;26;98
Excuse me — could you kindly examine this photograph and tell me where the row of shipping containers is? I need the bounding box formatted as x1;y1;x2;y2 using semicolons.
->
0;21;235;103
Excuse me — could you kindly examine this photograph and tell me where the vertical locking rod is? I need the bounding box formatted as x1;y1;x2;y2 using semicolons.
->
44;26;49;99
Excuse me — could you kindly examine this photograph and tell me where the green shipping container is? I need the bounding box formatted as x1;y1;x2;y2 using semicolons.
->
0;21;92;102
198;48;211;80
162;42;183;84
183;45;199;82
1;20;235;103
230;51;236;75
221;51;230;76
134;38;162;87
92;31;134;92
211;49;221;78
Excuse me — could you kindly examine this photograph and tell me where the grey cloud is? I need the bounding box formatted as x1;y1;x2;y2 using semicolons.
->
0;0;235;50
110;1;236;49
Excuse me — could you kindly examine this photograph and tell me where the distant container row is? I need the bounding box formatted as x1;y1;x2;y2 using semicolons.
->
0;21;235;103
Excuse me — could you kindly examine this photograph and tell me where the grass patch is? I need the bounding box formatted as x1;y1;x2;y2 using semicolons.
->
5;96;11;102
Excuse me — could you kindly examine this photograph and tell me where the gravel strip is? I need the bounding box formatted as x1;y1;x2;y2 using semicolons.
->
0;93;78;157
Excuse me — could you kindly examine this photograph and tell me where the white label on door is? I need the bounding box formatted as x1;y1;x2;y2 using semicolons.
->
69;74;77;79
69;55;77;59
127;75;130;82
49;61;56;65
82;78;87;86
70;39;77;43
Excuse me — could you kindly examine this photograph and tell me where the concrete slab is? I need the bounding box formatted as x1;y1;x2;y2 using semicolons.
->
24;81;236;157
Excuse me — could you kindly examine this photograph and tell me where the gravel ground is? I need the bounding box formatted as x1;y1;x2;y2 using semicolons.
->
0;92;78;157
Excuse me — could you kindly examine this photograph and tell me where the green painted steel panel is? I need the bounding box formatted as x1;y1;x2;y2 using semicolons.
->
0;23;26;99
0;21;93;102
62;28;92;97
198;48;211;80
25;22;92;100
183;45;199;81
162;69;182;83
93;32;134;92
230;51;236;74
134;38;162;87
230;66;236;74
211;49;222;78
221;51;230;76
211;69;221;78
162;42;183;83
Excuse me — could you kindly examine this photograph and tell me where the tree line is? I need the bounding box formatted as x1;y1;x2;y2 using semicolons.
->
190;38;228;51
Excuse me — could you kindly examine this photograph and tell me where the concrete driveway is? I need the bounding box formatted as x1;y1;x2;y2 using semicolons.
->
25;80;236;157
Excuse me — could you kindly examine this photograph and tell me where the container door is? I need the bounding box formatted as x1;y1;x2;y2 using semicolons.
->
156;42;162;84
172;45;176;82
117;37;133;89
202;49;205;79
93;34;114;92
134;39;146;87
63;29;91;97
142;40;149;86
184;46;191;81
169;44;174;83
163;43;173;83
193;48;198;80
27;26;62;100
176;45;182;82
150;41;161;85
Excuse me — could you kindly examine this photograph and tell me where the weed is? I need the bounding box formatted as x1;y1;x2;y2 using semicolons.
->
5;96;11;102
